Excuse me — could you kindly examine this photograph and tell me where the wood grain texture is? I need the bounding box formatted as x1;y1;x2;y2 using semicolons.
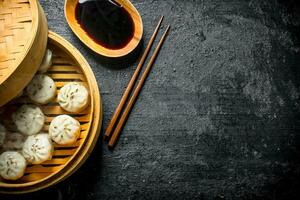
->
64;0;143;58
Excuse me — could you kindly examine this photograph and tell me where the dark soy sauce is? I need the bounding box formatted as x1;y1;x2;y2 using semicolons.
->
75;0;134;50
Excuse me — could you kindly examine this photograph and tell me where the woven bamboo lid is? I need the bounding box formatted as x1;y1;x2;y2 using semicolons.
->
0;0;48;106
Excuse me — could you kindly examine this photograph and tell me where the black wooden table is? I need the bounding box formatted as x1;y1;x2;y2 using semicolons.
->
1;0;300;199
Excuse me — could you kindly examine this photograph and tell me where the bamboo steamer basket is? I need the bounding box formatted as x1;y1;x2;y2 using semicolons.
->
0;0;48;107
0;31;102;194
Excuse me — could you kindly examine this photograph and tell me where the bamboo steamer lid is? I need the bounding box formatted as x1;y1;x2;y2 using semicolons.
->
0;0;48;106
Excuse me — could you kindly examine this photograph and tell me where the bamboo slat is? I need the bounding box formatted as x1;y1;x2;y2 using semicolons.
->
0;31;102;194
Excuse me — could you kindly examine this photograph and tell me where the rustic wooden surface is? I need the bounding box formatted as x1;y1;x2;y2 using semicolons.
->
1;0;300;199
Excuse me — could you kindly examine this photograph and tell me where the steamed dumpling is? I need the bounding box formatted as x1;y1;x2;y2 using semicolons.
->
58;83;89;113
0;151;26;180
22;133;53;164
0;124;6;147
49;115;81;145
38;49;53;73
2;132;26;151
26;74;57;104
12;105;45;135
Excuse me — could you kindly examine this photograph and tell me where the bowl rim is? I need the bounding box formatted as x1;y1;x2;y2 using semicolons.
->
64;0;143;58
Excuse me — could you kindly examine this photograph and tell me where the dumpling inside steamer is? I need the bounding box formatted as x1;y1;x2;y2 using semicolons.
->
49;115;81;145
26;74;57;104
2;132;26;151
22;133;53;164
0;151;26;180
38;49;53;73
12;105;45;136
58;83;89;113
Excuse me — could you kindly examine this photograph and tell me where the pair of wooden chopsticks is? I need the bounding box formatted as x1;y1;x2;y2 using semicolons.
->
103;16;170;149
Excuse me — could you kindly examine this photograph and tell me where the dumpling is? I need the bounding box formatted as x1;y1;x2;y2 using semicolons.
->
2;132;26;151
26;74;57;104
58;83;89;113
38;49;53;73
49;115;81;145
0;124;6;147
12;105;45;136
22;133;53;164
0;151;26;180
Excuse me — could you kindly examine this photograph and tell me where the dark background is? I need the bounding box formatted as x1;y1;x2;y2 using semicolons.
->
1;0;300;199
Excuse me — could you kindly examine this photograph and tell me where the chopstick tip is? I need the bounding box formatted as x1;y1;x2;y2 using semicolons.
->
157;16;164;26
108;142;115;150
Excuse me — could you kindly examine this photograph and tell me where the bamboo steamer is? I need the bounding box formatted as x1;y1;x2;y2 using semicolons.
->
0;0;48;107
0;31;102;194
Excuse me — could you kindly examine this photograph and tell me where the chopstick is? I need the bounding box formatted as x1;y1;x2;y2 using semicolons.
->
108;25;171;148
103;16;164;141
